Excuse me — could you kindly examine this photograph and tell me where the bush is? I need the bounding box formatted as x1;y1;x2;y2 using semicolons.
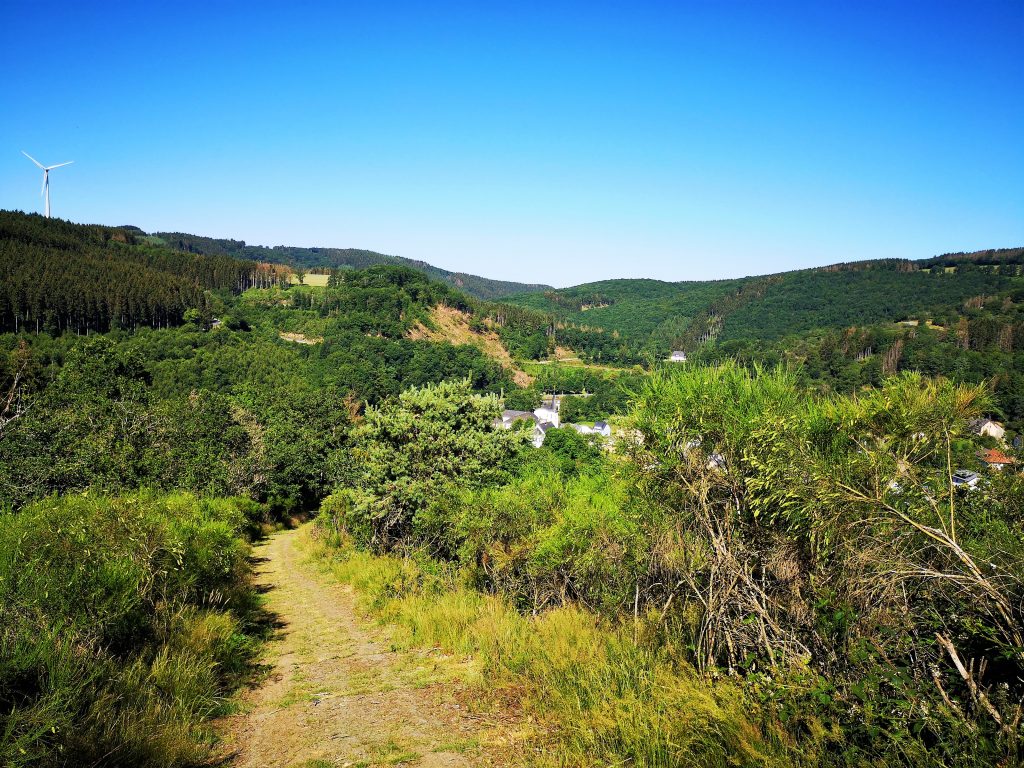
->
323;366;1024;765
329;379;528;549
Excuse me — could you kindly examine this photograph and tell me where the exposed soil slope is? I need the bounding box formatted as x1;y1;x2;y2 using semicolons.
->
218;527;513;768
408;306;533;387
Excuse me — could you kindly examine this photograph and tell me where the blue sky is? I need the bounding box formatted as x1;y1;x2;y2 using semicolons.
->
1;1;1021;287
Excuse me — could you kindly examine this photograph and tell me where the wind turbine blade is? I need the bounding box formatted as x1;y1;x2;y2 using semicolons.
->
46;161;74;170
22;151;44;169
41;173;47;197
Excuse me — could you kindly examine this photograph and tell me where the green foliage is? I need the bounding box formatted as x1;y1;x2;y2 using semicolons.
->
506;277;742;348
328;364;1024;765
6;207;1024;765
628;364;1021;764
327;379;529;549
0;492;263;767
503;252;1024;367
719;265;1019;342
538;427;604;475
502;385;542;411
694;288;1024;426
0;210;266;334
0;259;517;512
0;337;271;508
309;529;784;768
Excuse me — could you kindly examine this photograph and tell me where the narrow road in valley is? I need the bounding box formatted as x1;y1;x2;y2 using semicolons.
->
217;526;513;768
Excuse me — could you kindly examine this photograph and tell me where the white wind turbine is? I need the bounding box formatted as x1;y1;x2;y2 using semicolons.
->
22;151;74;218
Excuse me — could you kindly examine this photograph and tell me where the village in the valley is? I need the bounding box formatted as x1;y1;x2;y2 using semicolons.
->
500;356;1021;487
496;393;612;448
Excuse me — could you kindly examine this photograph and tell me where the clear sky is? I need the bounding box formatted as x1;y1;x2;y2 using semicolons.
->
1;1;1021;287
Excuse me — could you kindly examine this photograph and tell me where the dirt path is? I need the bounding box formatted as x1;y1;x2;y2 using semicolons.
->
217;526;512;768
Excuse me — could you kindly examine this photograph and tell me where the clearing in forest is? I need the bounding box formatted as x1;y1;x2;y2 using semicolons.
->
290;273;333;287
279;331;324;345
217;527;515;768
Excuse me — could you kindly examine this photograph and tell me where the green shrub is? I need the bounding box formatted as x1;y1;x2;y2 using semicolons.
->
322;366;1024;765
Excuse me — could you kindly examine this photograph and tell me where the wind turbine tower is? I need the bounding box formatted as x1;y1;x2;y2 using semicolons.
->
22;151;74;218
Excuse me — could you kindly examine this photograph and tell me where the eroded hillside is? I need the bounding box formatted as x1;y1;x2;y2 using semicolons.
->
408;305;534;387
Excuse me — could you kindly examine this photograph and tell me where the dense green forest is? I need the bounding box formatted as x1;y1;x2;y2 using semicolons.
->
0;212;280;334
150;229;552;300
719;263;1021;342
505;249;1024;358
2;212;1023;766
0;281;513;511
506;276;745;346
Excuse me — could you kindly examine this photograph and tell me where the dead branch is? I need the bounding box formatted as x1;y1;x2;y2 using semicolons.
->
935;632;1012;736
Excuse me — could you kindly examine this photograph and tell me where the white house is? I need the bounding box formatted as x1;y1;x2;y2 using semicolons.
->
969;418;1006;441
669;350;687;363
534;396;560;427
593;421;611;437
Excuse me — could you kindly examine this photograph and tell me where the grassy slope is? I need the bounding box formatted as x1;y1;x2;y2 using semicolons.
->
1;492;265;767
150;231;552;300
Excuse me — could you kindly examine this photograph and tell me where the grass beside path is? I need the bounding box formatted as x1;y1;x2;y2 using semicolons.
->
307;524;789;768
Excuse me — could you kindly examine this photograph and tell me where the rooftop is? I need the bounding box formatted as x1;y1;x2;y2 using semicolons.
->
977;448;1016;465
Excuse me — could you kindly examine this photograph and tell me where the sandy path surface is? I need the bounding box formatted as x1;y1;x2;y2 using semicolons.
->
217;526;513;768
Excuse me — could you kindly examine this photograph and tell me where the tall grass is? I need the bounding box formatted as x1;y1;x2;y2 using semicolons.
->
308;525;789;767
0;491;264;767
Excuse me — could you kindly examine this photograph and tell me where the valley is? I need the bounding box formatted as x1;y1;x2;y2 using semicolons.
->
2;211;1023;767
5;1;1021;764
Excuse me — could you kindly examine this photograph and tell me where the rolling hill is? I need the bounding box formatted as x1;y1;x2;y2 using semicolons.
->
504;248;1024;352
146;230;552;301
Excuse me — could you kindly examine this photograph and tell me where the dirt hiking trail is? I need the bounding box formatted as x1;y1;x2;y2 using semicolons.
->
217;526;515;768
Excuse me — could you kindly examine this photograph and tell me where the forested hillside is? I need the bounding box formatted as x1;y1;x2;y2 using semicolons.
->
150;230;552;300
719;261;1020;341
506;249;1024;353
0;212;283;334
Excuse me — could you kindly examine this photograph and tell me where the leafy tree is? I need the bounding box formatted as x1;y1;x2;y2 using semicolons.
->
326;379;528;548
540;426;603;475
503;386;542;411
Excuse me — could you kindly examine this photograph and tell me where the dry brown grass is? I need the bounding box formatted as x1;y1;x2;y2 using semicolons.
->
409;306;533;386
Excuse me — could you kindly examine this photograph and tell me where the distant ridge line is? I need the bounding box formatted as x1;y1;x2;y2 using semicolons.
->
148;230;551;301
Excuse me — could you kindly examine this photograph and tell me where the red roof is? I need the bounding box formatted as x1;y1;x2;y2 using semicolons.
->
977;448;1017;465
